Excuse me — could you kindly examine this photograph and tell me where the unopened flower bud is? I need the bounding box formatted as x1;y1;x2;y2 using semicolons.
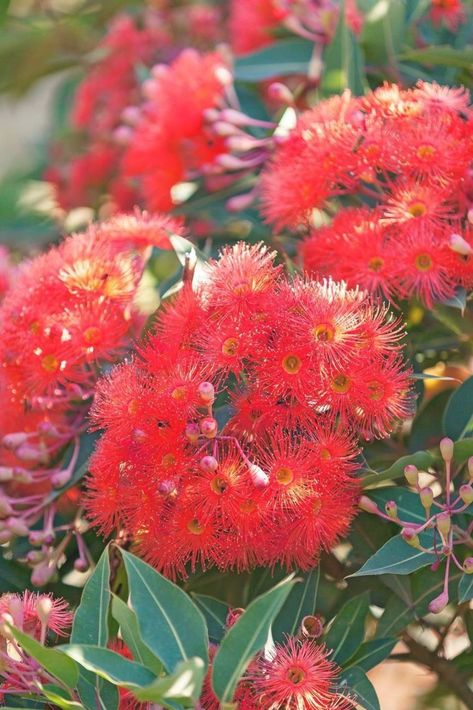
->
449;233;473;256
74;558;89;573
158;479;177;497
463;557;473;574
440;437;454;463
200;417;218;439
26;550;45;564
428;591;449;614
0;496;13;518
404;464;419;486
31;563;56;587
185;422;200;444
6;517;29;537
468;207;473;224
226;607;244;628
460;484;473;505
51;469;72;488
401;528;420;548
16;443;47;463
385;501;398;519
28;530;47;546
0;530;12;544
200;455;218;473
0;613;14;639
198;382;215;404
468;457;473;480
36;596;53;626
300;615;324;639
2;432;28;450
121;106;141;125
359;496;379;514
132;428;148;444
0;467;13;482
420;487;433;510
436;512;451;536
14;469;33;484
226;192;255;212
248;463;269;488
215;65;233;87
267;82;295;106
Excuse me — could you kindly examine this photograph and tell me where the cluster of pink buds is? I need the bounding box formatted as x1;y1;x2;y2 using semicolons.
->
361;438;473;614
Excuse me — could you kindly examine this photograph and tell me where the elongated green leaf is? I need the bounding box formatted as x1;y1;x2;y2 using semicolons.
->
362;0;406;67
234;39;314;82
272;568;320;643
399;45;473;69
338;667;380;710
459;574;473;603
409;390;453;453
212;575;296;702
71;545;117;710
111;596;162;675
324;593;369;665
60;645;156;688
368;488;426;524
350;533;434;577
192;594;229;644
361;450;435;488
443;376;473;440
320;1;366;96
344;638;396;672
9;627;78;689
122;549;208;672
132;658;205;706
41;685;84;710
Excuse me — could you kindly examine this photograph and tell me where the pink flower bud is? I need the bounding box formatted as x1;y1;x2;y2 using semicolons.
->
26;550;45;564
300;614;324;639
401;528;420;548
428;591;449;614
16;443;47;463
468;207;473;224
0;467;13;482
0;497;13;518
29;531;47;546
213;121;239;137
200;417;218;439
200;456;218;473
51;469;72;488
0;530;12;544
359;496;379;514
198;382;215;404
463;557;473;574
2;432;28;450
385;501;398;519
267;82;294;106
6;517;29;537
74;558;90;573
0;613;14;639
404;464;418;486
439;437;454;463
449;233;473;256
132;429;148;444
460;484;473;505
248;463;269;488
226;192;256;212
420;487;433;510
31;563;56;587
185;422;200;444
36;597;53;625
468;457;473;480
436;512;451;536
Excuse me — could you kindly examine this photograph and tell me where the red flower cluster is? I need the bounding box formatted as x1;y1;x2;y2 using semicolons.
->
0;592;72;698
429;0;466;30
123;49;229;212
261;82;473;305
87;243;411;579
0;213;178;582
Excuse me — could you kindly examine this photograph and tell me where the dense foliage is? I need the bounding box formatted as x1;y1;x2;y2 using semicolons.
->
0;1;473;708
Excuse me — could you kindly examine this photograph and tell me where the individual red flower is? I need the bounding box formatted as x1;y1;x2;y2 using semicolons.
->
429;0;466;31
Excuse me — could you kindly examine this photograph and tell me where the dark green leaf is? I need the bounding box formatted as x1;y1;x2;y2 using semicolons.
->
338;666;380;710
192;594;229;644
122;549;208;672
9;627;78;689
111;595;163;675
459;574;473;603
362;0;406;67
344;638;396;672
443;376;473;440
409;390;453;453
234;39;314;82
324;593;369;665
361;450;435;488
399;45;473;69
212;575;296;702
132;658;205;706
369;487;426;524
60;645;156;688
272;568;320;643
441;287;467;312
350;533;434;577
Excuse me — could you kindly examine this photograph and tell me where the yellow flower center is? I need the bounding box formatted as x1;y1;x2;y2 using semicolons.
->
171;386;187;400
83;326;102;345
287;666;306;684
312;323;335;342
210;475;228;495
415;253;433;272
407;201;427;218
331;374;351;394
275;467;294;485
222;337;239;357
367;380;384;401
368;256;384;272
282;354;302;375
187;519;204;535
127;398;139;415
417;144;436;160
161;453;176;467
41;354;59;373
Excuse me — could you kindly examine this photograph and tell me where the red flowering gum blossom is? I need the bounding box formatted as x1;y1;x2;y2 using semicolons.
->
229;0;286;55
123;48;229;212
86;242;413;579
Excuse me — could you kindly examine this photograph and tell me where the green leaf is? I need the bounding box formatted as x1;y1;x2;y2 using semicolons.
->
361;450;435;488
41;685;84;710
320;1;366;96
324;593;369;665
111;595;162;675
409;390;453;453
362;0;406;67
234;39;314;82
459;574;473;603
443;376;473;440
122;549;208;672
369;487;426;524
441;287;467;312
71;545;117;710
132;658;205;706
350;533;434;577
344;638;396;672
338;667;380;710
60;645;156;688
212;574;296;702
192;594;229;644
399;45;473;69
272;568;320;643
8;626;78;689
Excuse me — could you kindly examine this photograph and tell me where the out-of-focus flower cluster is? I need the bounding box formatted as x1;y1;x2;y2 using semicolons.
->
261;83;473;306
87;242;412;579
0;212;180;584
